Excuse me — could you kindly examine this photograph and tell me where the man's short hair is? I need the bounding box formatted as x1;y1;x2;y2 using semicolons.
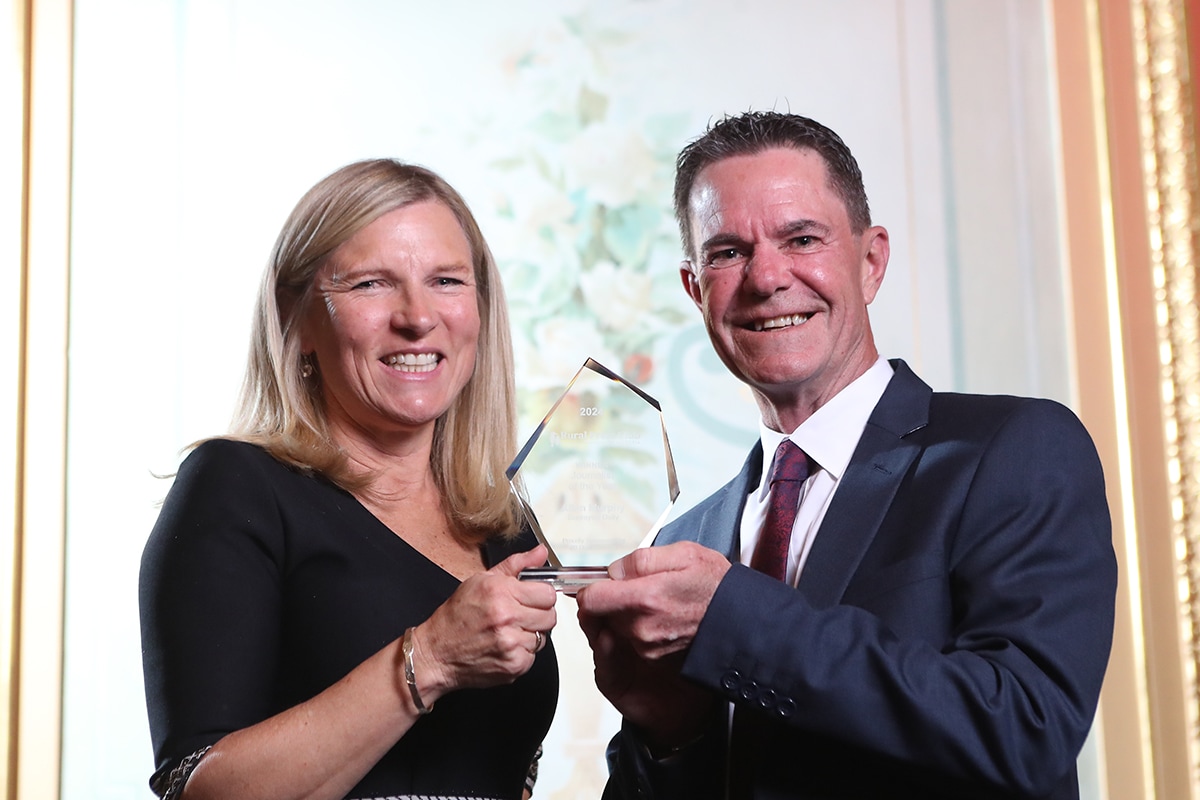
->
673;111;872;259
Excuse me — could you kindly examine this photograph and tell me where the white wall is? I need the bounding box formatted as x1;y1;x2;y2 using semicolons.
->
62;1;1086;798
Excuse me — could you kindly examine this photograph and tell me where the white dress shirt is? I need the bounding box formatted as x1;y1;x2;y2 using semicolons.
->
737;357;894;586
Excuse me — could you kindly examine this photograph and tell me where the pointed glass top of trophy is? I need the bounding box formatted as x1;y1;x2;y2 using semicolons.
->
507;358;679;587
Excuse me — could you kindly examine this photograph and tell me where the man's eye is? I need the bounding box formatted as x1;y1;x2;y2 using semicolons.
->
352;279;379;290
704;248;744;269
790;235;816;247
436;276;466;287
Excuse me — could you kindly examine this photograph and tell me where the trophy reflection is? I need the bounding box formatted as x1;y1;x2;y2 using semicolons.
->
508;358;680;591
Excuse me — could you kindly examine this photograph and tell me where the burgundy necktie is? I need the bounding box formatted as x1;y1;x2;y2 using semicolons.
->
749;440;810;582
729;441;810;799
724;441;811;796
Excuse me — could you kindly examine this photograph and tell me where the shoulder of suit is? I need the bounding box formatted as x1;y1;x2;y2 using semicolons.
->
929;390;1071;415
926;391;1087;438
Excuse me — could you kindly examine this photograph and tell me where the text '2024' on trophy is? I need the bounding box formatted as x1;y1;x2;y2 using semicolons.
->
508;358;680;591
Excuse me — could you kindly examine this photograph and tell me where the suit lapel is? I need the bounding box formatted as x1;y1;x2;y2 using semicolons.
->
658;443;763;560
796;360;931;607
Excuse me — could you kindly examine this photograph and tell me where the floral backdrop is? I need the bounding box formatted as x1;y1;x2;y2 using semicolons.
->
398;11;761;458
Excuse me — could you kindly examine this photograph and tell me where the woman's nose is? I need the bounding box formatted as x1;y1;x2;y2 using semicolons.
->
389;288;436;335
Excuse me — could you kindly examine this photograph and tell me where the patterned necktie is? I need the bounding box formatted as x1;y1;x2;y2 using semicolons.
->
730;440;812;799
749;439;810;582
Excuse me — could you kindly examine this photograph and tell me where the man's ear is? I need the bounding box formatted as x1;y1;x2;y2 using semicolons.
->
859;226;890;305
680;261;703;309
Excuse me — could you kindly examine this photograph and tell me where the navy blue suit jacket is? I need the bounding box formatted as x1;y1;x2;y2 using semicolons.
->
604;360;1116;799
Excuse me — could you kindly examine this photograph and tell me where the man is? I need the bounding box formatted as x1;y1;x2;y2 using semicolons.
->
575;111;1116;800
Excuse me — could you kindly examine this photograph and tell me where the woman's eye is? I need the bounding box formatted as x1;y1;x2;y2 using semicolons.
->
352;279;378;290
436;276;466;287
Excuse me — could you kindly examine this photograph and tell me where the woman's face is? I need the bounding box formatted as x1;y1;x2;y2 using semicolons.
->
301;200;481;446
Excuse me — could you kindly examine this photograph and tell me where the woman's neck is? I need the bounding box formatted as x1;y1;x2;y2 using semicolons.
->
328;417;437;490
326;419;483;578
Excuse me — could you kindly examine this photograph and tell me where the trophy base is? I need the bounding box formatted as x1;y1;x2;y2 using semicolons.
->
519;566;610;593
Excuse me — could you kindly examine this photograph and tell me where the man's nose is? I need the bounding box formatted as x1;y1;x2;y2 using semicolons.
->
743;247;794;295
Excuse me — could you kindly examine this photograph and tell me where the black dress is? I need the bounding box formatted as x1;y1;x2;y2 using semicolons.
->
140;439;559;800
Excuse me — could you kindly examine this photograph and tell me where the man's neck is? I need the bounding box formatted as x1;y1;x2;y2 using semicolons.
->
755;353;881;433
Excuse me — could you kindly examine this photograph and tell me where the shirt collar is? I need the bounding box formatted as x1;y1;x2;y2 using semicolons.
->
756;357;894;496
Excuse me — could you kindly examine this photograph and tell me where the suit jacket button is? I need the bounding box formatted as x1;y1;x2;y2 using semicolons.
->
757;689;777;710
721;670;742;692
739;681;758;702
776;698;796;718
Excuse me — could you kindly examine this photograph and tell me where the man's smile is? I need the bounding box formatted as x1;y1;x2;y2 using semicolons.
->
752;313;813;332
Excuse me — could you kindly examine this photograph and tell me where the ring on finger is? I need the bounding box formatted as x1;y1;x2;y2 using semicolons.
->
533;630;545;652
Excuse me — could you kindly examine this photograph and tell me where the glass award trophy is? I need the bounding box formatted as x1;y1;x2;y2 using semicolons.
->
508;358;680;591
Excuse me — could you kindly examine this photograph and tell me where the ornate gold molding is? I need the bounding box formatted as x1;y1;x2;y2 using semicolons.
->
1131;0;1200;786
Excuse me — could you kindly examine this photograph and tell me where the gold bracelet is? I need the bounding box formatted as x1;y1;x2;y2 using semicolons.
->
402;627;433;715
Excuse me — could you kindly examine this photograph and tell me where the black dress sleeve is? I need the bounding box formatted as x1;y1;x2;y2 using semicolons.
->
139;440;289;790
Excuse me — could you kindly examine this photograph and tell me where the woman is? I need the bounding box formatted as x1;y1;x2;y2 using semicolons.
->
140;160;559;800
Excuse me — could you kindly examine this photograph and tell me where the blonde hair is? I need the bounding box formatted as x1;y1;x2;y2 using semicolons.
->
230;159;520;541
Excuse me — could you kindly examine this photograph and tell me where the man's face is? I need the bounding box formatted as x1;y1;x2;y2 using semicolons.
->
682;147;889;431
